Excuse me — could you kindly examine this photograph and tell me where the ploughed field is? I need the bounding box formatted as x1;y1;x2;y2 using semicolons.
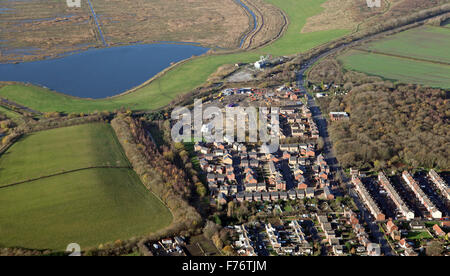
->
0;123;172;250
0;0;351;113
338;25;450;89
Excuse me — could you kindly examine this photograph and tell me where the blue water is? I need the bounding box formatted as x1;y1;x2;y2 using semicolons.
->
234;0;258;48
0;43;209;98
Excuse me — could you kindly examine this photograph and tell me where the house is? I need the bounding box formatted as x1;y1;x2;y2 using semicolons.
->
226;170;236;181
270;191;280;201
223;153;233;165
296;189;305;199
323;186;334;200
386;220;398;234
333;245;344;256
329;112;349;121
409;221;425;230
207;174;216;183
205;154;215;161
254;192;262;202
399;239;410;249
305;187;315;198
217;174;226;183
245;183;258;192
390;230;401;241
276;179;286;191
249;159;259;168
248;152;258;159
288;190;297;200
289;156;298;165
240;159;249;168
245;172;258;184
200;146;210;154
433;224;445;237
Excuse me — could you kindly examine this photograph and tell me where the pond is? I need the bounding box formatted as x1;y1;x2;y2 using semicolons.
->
0;43;209;98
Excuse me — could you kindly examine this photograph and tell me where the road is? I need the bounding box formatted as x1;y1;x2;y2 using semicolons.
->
296;54;394;256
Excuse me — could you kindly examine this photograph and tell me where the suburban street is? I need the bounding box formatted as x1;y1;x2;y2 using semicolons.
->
297;66;394;256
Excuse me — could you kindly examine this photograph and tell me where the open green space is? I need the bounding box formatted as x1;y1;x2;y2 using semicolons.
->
363;26;450;64
0;123;129;186
339;25;450;89
0;123;172;250
339;50;450;89
406;231;433;240
0;0;349;113
0;168;172;250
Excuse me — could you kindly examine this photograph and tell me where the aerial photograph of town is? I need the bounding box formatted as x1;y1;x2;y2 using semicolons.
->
0;0;449;263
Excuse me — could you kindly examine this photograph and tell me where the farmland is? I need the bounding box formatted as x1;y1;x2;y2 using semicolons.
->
0;123;130;186
338;25;450;89
0;0;351;113
0;168;172;250
0;123;172;250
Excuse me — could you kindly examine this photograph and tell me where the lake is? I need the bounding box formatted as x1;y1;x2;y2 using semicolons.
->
0;43;209;98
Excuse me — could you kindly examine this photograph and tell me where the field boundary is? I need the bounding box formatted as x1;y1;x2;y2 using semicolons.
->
352;48;450;66
0;166;132;190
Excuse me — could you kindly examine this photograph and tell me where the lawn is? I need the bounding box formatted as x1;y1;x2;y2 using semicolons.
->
406;231;433;240
0;0;350;113
339;25;450;89
339;50;450;89
0;123;130;186
0;168;172;250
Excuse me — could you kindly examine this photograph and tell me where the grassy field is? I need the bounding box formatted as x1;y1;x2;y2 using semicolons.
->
0;168;172;250
338;26;450;89
0;0;350;113
0;123;130;186
339;50;450;89
363;26;450;64
0;123;172;250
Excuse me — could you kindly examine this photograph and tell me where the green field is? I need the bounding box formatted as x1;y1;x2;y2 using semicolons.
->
339;26;450;89
406;231;433;240
364;26;450;64
0;168;172;250
0;0;349;113
0;123;129;186
0;123;172;250
339;50;450;89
